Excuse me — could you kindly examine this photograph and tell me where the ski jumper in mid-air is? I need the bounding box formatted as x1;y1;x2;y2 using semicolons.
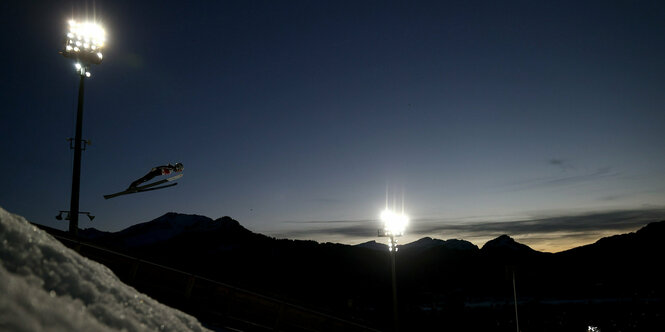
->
128;162;184;189
103;162;184;199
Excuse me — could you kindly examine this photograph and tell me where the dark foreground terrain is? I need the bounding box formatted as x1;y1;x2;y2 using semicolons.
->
38;215;665;331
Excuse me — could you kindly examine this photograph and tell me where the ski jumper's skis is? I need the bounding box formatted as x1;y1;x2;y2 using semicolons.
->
104;174;183;199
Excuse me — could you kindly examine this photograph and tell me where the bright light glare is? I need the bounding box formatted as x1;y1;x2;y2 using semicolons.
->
63;19;105;66
68;20;106;46
381;209;409;236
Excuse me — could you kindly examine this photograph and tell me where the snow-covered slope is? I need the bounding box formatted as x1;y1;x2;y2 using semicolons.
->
0;206;211;332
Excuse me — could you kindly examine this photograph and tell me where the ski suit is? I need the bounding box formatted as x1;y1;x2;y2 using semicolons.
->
129;164;181;189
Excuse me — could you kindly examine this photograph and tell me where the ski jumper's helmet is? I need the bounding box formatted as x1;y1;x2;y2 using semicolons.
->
174;163;184;171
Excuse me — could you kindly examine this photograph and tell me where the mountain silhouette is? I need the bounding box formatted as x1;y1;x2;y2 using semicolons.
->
481;234;535;252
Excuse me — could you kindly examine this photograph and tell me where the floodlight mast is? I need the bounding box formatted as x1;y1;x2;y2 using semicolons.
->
379;208;409;332
60;19;105;236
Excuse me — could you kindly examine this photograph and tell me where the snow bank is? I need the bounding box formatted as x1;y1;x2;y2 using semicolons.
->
0;206;210;332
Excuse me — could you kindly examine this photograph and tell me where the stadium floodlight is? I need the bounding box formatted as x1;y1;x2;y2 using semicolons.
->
381;209;409;239
61;20;106;69
60;19;107;236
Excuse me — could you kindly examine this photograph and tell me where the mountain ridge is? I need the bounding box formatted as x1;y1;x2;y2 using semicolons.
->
81;212;665;257
84;212;530;252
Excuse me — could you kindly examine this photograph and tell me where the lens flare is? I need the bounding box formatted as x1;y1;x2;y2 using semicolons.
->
381;209;409;236
62;19;106;67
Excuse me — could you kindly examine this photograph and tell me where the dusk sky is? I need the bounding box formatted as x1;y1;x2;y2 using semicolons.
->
2;0;664;252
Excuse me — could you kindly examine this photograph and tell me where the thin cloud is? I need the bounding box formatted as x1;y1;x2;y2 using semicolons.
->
284;218;375;224
273;208;665;245
275;222;379;238
410;208;665;236
310;197;344;205
504;167;617;191
549;159;565;166
549;158;575;172
599;194;627;201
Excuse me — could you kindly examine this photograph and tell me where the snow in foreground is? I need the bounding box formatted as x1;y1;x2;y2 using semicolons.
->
0;206;210;332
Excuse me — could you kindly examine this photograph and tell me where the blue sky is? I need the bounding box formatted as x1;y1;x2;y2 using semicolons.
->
1;0;664;252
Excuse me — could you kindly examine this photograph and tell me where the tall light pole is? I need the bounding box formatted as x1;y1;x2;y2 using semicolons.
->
512;269;520;332
60;19;106;236
378;208;409;332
